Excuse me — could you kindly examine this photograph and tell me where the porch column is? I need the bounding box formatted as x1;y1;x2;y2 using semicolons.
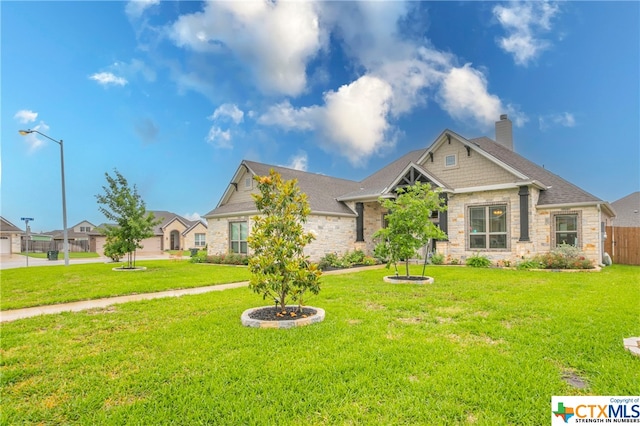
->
439;193;448;239
518;186;530;241
355;202;364;242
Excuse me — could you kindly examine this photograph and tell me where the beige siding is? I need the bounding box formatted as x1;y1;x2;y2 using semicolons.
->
420;140;518;189
226;169;258;205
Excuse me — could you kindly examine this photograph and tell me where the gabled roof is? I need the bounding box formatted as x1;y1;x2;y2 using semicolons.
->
338;149;427;201
0;217;23;233
205;160;362;217
149;210;202;235
611;192;640;227
470;137;607;207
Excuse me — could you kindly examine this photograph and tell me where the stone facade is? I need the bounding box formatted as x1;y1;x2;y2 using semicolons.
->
207;214;357;261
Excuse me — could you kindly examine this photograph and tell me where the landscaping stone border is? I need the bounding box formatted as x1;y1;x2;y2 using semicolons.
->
383;276;434;285
623;337;640;357
241;306;325;329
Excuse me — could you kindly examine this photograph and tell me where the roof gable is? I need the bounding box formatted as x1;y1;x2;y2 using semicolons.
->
611;191;640;227
0;217;23;233
206;160;361;217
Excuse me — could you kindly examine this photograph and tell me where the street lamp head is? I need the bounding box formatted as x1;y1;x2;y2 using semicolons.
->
18;129;33;136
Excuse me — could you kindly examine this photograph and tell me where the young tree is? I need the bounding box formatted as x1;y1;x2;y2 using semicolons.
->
96;169;160;268
373;182;448;278
248;170;321;311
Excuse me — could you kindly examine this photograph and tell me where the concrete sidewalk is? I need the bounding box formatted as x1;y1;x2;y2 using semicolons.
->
0;281;249;323
0;264;385;323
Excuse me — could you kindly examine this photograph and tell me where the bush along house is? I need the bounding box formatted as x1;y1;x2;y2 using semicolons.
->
204;115;615;266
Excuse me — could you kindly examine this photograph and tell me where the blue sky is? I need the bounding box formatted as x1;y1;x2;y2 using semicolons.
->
2;1;638;233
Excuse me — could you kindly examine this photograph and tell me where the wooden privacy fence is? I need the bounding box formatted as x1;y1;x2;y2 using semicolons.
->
21;239;90;253
605;226;640;266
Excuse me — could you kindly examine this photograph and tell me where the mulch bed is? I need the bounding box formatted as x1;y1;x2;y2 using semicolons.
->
386;275;429;281
248;306;318;321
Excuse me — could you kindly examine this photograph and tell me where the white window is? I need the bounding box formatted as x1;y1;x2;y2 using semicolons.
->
229;222;248;254
194;233;206;247
445;154;457;167
468;205;508;250
244;177;252;189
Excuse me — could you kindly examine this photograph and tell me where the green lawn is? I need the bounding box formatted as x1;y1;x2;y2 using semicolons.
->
0;261;250;310
1;265;638;424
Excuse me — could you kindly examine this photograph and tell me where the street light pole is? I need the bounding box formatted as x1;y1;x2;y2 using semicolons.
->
18;129;69;266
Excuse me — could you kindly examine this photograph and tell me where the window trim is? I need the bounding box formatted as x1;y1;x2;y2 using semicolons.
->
444;154;457;168
467;203;509;251
229;221;248;254
194;233;206;247
551;210;582;248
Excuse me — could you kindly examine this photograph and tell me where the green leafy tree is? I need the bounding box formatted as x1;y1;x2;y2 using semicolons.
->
96;169;160;269
373;182;448;278
247;170;321;311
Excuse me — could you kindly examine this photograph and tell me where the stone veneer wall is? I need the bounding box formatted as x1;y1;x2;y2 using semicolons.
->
207;214;357;262
437;187;605;264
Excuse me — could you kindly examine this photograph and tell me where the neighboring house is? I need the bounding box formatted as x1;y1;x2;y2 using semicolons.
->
0;217;23;254
90;211;207;255
45;220;97;252
606;192;640;265
205;115;615;266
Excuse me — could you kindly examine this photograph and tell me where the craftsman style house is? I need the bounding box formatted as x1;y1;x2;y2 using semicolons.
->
205;116;614;265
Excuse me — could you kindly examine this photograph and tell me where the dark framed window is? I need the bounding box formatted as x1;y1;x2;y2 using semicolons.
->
229;221;248;254
468;204;508;250
552;212;580;247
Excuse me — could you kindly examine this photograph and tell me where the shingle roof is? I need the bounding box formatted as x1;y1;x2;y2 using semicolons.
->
0;217;23;233
611;192;640;227
206;161;361;217
149;210;200;235
338;149;428;200
470;137;605;206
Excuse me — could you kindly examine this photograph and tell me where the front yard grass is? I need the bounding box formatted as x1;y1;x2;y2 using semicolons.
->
21;251;101;259
0;261;250;310
1;265;638;424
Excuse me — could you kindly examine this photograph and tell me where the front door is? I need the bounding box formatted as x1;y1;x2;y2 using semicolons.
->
170;230;180;250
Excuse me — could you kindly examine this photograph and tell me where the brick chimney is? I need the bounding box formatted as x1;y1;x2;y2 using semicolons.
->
495;114;513;151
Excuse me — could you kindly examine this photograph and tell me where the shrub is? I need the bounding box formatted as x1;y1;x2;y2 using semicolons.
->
318;250;378;270
206;252;249;265
466;253;491;268
189;252;208;264
430;251;445;265
517;259;541;270
533;244;593;269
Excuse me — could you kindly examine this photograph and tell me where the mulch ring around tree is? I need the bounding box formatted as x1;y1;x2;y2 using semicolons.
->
241;306;325;329
384;275;434;284
248;306;317;321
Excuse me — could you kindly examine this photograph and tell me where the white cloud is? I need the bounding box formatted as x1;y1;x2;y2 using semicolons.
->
438;64;504;129
260;75;394;166
19;122;51;152
125;0;160;20
493;1;560;66
285;152;308;171
14;109;38;124
539;112;576;131
210;104;244;124
206;126;232;149
183;212;204;223
169;1;324;96
89;72;128;87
